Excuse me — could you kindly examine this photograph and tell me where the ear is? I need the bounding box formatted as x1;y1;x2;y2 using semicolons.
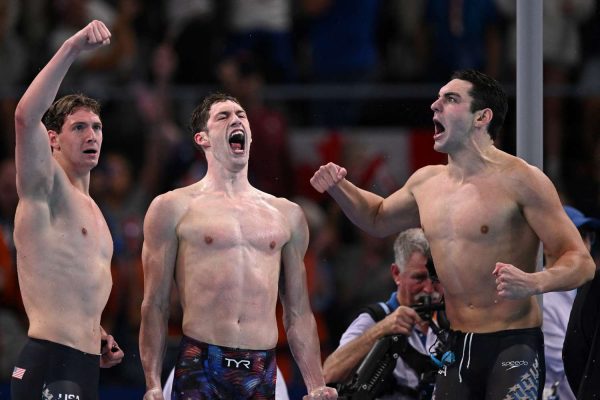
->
48;130;60;151
391;263;401;284
474;108;493;128
194;131;210;149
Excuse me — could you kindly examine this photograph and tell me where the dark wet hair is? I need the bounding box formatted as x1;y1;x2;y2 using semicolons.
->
189;92;241;134
42;94;101;133
451;70;507;141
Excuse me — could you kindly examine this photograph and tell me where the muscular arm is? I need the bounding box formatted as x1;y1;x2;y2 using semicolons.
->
140;195;178;397
279;202;330;395
323;307;418;383
310;163;422;237
495;165;595;298
14;20;111;197
524;169;595;291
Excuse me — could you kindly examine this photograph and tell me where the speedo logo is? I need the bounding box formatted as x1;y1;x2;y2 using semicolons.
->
502;360;529;370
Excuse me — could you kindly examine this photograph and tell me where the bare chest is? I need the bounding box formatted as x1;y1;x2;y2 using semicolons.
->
415;177;521;241
178;199;290;252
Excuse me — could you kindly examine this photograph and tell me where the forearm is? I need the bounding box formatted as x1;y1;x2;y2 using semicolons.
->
140;302;169;390
323;326;382;383
537;251;595;293
286;312;326;393
328;180;387;237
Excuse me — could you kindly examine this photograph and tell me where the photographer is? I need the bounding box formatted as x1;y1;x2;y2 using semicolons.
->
323;228;444;400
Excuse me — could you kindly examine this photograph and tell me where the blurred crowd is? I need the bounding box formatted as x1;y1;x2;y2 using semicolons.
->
1;0;600;397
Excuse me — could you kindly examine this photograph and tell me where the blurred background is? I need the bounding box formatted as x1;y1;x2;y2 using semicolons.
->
0;0;599;398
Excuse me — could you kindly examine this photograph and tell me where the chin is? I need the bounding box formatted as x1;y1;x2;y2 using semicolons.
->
433;142;446;154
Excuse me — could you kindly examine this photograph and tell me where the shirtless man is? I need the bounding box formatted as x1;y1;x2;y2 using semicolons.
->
11;20;124;399
140;93;337;400
310;70;595;400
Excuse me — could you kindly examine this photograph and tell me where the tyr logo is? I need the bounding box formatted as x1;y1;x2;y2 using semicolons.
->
223;357;252;369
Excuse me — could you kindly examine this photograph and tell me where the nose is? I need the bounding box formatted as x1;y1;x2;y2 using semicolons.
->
431;97;441;112
423;278;434;294
230;113;243;126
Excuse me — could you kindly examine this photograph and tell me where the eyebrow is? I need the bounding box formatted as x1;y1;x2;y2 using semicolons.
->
439;91;461;99
214;109;246;118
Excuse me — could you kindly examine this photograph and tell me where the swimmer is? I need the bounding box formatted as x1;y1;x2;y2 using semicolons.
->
310;70;595;400
140;93;337;400
11;20;124;400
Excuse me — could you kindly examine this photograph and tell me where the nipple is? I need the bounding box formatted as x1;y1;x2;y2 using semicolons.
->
204;236;213;244
82;227;87;235
480;225;489;234
270;241;276;249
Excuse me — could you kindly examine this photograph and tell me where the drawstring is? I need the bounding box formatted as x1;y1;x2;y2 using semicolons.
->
458;333;473;383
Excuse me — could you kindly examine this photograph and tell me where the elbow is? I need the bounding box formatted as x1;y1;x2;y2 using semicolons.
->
14;102;35;132
584;257;596;283
14;104;27;130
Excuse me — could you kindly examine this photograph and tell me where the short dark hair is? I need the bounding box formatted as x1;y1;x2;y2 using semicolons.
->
189;93;241;134
451;70;507;141
42;94;101;133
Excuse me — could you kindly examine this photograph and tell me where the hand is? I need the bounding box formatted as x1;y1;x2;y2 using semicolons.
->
303;386;338;399
382;305;419;336
492;262;536;299
69;20;111;53
310;163;347;193
100;333;124;368
143;387;164;400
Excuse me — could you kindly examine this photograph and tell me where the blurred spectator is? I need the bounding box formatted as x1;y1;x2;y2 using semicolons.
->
576;3;600;207
47;0;139;92
218;53;294;197
377;0;428;82
560;206;600;399
222;0;296;83
424;0;502;81
0;158;27;382
0;0;27;158
542;205;599;400
164;0;222;84
495;0;595;183
330;227;396;338
301;0;383;126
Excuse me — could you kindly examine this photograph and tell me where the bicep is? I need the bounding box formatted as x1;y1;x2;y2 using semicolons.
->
14;122;55;196
374;185;421;235
520;169;583;256
279;206;310;314
142;199;179;305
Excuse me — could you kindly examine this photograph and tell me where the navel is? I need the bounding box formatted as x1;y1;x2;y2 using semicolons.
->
270;241;276;249
480;225;489;234
81;227;87;235
204;236;213;244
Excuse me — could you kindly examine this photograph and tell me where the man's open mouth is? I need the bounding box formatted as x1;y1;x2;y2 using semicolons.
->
433;120;445;135
83;149;98;154
228;130;245;153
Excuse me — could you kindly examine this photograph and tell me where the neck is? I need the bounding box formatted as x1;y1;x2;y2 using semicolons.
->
203;163;252;194
447;137;497;179
56;156;92;194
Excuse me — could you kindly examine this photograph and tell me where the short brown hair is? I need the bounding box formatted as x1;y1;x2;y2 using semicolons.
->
189;93;241;134
42;94;101;133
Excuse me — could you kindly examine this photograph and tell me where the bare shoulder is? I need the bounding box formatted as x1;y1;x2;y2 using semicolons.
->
406;164;447;187
145;185;196;227
257;192;306;232
496;152;553;199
